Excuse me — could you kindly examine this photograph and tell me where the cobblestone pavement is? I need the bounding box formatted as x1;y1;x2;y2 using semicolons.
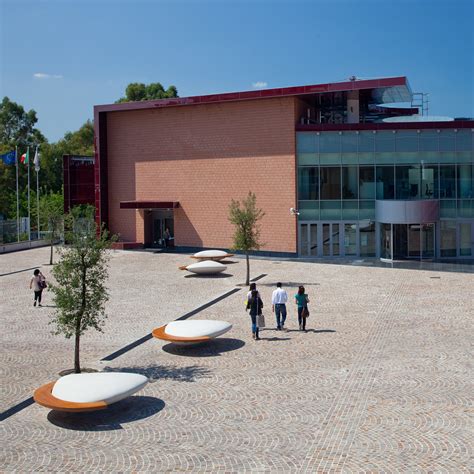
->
1;247;473;472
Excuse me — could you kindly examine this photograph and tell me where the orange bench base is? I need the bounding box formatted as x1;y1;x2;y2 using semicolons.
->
152;325;211;344
33;381;108;412
190;253;234;261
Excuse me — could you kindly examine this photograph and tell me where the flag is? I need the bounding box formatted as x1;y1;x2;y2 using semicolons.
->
21;149;29;164
33;146;40;172
0;150;16;165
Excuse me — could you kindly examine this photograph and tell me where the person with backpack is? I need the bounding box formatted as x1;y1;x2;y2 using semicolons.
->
30;269;46;307
246;289;264;340
295;286;310;331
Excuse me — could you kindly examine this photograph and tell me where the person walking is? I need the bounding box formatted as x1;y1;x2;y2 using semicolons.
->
30;269;46;307
246;289;263;340
247;282;260;301
295;286;310;331
272;282;288;330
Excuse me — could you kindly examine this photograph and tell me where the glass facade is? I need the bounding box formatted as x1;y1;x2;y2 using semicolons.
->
297;128;474;259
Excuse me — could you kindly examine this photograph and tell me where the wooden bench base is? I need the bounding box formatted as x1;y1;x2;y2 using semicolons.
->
152;325;211;344
190;253;234;261
33;382;108;412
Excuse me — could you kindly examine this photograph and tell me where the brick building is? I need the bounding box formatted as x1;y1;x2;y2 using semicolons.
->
93;77;474;259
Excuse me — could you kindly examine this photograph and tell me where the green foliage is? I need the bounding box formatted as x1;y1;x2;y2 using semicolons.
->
39;191;64;264
228;192;265;252
0;97;45;147
0;97;46;218
116;82;179;103
0;99;94;218
50;208;116;372
228;192;265;285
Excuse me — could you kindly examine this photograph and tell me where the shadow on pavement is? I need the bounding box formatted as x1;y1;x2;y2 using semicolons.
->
46;396;165;431
260;337;291;341
162;338;245;357
105;364;212;382
284;329;336;334
184;273;233;279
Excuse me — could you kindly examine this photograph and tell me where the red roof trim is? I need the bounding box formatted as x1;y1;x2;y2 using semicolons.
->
295;121;474;132
95;77;409;113
120;201;180;209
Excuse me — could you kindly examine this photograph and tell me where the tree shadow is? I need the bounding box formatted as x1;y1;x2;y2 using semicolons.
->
162;338;245;357
104;364;212;382
37;304;57;308
46;395;165;431
260;337;292;342
284;329;336;334
258;282;320;287
306;329;336;333
184;273;233;279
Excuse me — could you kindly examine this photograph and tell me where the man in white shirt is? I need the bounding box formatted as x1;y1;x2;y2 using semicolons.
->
272;282;288;330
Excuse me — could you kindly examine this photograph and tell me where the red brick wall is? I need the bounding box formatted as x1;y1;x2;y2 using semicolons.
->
106;97;297;253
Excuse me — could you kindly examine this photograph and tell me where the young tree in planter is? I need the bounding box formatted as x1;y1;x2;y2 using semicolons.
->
39;191;64;264
228;192;265;286
50;206;115;373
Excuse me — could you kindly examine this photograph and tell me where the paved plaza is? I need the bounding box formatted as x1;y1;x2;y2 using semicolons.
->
1;247;473;472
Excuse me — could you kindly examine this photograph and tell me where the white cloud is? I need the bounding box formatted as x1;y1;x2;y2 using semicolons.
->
33;73;63;79
252;81;268;89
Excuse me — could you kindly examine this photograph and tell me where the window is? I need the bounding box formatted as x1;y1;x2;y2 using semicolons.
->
320;167;341;199
458;164;473;198
440;165;456;198
440;221;457;257
342;166;358;199
298;167;319;200
376;166;395;199
319;133;340;153
359;166;375;199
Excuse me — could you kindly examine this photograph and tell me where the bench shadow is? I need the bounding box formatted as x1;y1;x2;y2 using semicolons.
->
184;273;233;279
162;338;245;357
46;395;165;431
284;329;336;334
104;364;212;382
258;281;320;287
260;337;291;341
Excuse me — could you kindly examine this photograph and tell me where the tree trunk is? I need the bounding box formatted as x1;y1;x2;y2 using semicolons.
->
74;320;81;373
74;256;87;373
50;238;54;265
245;252;250;286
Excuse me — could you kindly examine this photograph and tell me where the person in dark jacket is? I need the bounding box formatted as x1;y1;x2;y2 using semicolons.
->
246;289;263;340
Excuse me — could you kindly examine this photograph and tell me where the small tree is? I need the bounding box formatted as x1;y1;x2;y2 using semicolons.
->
50;206;115;373
228;192;265;286
39;191;64;264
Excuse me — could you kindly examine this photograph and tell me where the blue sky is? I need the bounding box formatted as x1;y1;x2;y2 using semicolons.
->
1;0;473;142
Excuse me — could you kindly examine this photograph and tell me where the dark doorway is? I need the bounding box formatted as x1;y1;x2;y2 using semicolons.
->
144;210;174;248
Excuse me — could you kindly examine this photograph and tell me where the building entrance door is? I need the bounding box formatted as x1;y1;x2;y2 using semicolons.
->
145;210;174;248
299;222;341;257
382;223;435;260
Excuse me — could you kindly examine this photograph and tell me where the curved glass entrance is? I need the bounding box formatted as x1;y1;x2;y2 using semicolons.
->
381;223;435;260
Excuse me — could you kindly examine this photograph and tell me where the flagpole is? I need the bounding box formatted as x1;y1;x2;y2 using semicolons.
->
27;146;31;241
16;146;19;242
35;145;40;239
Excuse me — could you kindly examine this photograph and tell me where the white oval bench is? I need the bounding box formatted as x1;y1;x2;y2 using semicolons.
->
153;320;232;345
179;260;227;274
190;250;234;261
34;372;148;412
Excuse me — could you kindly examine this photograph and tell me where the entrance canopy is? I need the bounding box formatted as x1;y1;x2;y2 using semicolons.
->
120;201;180;210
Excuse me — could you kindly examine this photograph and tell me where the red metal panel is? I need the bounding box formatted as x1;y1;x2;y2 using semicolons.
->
295;120;474;132
94;76;410;113
119;201;180;209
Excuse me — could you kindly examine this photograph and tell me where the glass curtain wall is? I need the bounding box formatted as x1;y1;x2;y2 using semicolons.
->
297;129;474;258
